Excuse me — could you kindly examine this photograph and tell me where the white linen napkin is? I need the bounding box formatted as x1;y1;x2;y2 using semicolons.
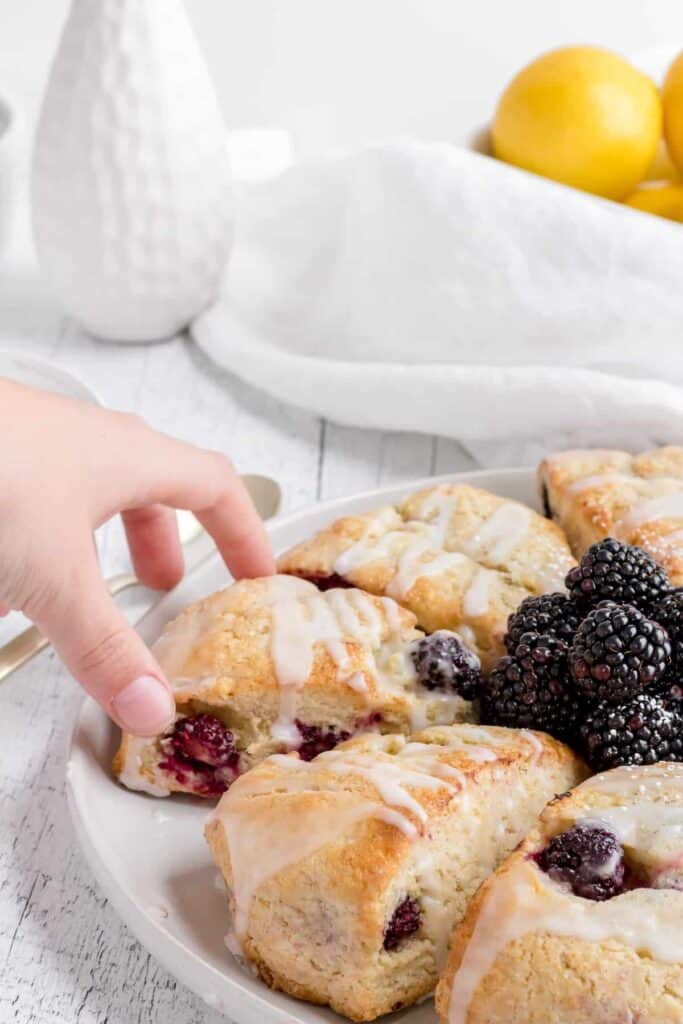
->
192;139;683;449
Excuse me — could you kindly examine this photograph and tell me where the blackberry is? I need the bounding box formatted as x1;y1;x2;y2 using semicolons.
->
537;824;626;901
159;714;241;796
295;721;351;761
383;897;421;951
569;602;671;703
168;714;238;768
566;538;671;613
481;633;584;742
296;572;353;592
505;593;583;654
653;674;683;709
651;589;683;667
411;631;482;701
579;693;682;771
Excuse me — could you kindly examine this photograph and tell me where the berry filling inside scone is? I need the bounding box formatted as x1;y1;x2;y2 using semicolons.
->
534;808;683;898
158;714;242;796
292;571;353;591
535;824;627;900
151;710;385;796
383;896;422;951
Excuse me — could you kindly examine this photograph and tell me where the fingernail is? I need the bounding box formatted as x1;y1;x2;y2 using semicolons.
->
111;675;176;736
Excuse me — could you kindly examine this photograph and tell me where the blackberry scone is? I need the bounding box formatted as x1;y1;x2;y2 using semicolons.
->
205;724;586;1021
539;446;683;583
113;575;479;798
436;762;683;1024
278;483;576;672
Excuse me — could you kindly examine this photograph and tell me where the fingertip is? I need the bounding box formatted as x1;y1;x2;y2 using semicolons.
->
138;555;185;591
110;674;176;737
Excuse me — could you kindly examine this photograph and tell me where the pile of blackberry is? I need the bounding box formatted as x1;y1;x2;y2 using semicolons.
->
481;538;683;771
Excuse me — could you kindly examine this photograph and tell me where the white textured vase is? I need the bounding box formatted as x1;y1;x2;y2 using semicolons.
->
31;0;233;342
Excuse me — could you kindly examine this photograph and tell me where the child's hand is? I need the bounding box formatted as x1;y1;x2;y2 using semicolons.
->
0;380;275;736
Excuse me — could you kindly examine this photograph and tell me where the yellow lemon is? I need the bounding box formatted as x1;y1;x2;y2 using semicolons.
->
663;51;683;174
492;46;662;200
624;182;683;223
645;137;682;183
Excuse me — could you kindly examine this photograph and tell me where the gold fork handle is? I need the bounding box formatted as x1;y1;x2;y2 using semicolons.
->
0;572;140;683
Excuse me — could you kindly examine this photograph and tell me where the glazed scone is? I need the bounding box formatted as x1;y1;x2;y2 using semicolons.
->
539;446;683;583
278;483;576;671
436;762;683;1024
113;574;478;798
205;724;586;1021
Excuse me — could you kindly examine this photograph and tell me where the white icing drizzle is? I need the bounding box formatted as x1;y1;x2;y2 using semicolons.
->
346;671;369;694
331;754;454;834
334;495;465;601
463;568;494;618
268;582;403;744
219;787;381;940
334;523;406;576
420;490;460;546
548;449;621;466
580;804;683;867
581;761;683;799
566;472;631;494
615;492;683;534
448;762;683;1024
463;503;531;564
389;547;468;601
381;595;404;636
409;691;470;733
153;574;316;689
118;736;170;797
448;859;683;1024
519;729;543;762
456;625;477;649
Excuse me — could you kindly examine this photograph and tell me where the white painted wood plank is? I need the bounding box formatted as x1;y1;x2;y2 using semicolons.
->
319;423;434;500
432;437;482;475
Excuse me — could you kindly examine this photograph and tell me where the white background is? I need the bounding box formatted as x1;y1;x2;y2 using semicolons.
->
1;3;683;1023
5;0;683;155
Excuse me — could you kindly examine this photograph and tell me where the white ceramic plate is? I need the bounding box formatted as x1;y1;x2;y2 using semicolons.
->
0;348;100;404
67;466;538;1023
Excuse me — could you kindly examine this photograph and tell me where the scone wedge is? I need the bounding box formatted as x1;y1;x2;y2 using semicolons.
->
278;482;576;671
206;724;586;1021
539;446;683;582
113;575;477;798
436;762;683;1024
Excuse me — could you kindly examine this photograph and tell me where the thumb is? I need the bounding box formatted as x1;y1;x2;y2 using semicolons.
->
35;557;176;737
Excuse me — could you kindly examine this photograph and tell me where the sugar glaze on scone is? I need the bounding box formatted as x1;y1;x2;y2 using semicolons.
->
539;446;683;583
205;725;585;1021
278;483;575;671
436;762;683;1024
113;575;476;798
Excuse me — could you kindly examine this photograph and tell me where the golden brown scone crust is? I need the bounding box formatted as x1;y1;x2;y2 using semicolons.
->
278;483;575;672
436;762;683;1024
539;446;683;583
113;575;476;797
206;725;586;1021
